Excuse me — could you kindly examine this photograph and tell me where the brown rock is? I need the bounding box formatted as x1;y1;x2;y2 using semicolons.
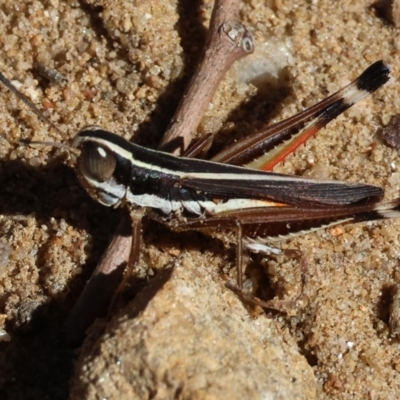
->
70;253;316;399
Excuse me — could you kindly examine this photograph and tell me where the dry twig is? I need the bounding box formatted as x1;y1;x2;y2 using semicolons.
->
65;0;254;343
159;0;254;153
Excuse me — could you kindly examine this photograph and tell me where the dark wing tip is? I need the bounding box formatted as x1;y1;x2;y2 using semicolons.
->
296;181;384;206
356;60;391;93
344;183;384;205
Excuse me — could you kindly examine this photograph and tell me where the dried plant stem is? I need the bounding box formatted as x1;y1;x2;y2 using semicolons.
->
64;218;132;343
159;0;254;153
65;0;254;343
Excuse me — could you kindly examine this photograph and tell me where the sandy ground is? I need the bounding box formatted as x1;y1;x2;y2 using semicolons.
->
1;0;400;399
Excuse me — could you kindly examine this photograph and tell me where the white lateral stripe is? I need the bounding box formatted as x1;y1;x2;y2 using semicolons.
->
200;199;279;215
87;165;282;215
182;200;202;215
243;241;282;255
126;192;176;214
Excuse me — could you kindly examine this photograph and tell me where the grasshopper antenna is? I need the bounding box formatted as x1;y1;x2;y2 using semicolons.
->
0;70;80;156
18;138;80;156
0;70;64;137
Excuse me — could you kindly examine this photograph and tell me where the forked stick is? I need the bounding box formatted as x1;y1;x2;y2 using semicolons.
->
65;0;254;343
159;0;254;153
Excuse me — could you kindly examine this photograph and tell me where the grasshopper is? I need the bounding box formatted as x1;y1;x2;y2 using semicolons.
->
0;60;397;317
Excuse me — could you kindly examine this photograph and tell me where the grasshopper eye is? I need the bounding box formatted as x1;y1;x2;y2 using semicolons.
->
79;142;117;182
